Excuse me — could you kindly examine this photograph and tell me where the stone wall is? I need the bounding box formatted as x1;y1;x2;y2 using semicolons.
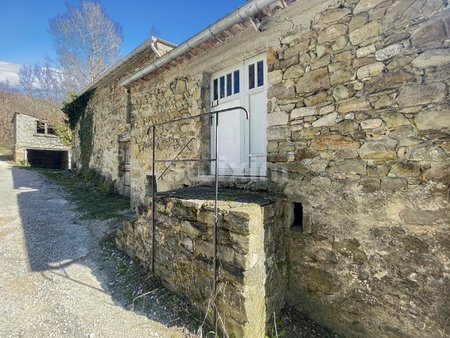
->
265;0;450;336
72;72;208;204
116;187;288;337
128;75;208;206
71;49;160;195
13;113;70;163
74;0;450;336
72;83;129;184
125;0;337;208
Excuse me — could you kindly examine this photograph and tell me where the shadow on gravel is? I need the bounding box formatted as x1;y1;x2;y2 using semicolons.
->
11;165;337;338
0;154;13;162
11;166;202;337
12;166;90;272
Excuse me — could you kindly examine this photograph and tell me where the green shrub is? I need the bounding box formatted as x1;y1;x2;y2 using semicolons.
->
55;123;73;147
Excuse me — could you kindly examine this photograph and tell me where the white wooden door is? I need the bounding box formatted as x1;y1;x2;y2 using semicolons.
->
210;54;267;176
244;55;267;176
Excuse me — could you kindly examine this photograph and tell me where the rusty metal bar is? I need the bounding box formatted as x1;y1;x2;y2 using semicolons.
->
213;110;219;329
157;137;196;180
148;106;249;129
151;125;156;274
149;106;249;332
154;158;216;163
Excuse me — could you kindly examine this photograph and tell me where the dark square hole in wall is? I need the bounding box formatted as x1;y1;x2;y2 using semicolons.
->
291;202;303;232
27;149;68;169
36;121;45;134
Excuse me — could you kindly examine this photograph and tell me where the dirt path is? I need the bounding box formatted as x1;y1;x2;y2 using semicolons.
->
0;159;190;337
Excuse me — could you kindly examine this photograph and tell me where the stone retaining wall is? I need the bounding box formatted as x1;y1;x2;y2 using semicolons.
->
116;187;288;337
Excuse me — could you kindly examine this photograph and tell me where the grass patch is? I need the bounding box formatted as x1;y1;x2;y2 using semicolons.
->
25;167;131;220
0;144;11;154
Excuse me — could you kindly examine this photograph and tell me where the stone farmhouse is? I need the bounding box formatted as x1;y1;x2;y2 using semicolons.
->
13;113;70;169
70;0;450;336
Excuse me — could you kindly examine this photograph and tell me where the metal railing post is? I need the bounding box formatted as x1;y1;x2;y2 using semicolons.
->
213;111;219;329
152;125;156;274
147;106;249;332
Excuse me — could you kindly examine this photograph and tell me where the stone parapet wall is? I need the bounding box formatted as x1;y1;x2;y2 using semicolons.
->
265;0;450;336
116;187;288;337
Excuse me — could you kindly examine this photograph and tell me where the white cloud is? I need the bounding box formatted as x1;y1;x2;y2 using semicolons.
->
0;61;22;87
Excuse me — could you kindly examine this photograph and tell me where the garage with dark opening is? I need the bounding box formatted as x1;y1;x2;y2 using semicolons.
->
26;149;69;169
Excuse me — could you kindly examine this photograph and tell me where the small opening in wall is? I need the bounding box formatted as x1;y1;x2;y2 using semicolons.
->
291;202;303;232
36;121;45;134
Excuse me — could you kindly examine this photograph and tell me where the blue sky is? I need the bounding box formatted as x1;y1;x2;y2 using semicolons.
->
0;0;245;87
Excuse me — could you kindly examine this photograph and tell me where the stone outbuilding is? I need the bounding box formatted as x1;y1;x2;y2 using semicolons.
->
13;113;71;169
71;0;450;337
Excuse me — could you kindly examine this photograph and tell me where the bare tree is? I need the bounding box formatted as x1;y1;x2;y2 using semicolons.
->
49;0;122;91
19;60;68;104
0;80;12;91
18;65;35;96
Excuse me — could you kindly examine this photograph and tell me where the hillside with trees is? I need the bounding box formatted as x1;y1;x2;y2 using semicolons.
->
1;0;123;151
0;0;122;148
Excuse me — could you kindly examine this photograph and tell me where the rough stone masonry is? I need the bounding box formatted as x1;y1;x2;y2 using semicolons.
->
13;113;70;168
117;187;288;337
73;0;450;337
266;1;450;337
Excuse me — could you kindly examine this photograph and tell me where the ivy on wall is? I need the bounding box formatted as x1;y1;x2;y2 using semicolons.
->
78;109;94;171
62;90;94;129
62;90;95;171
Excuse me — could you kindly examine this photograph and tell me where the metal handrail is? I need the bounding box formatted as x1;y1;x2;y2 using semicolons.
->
157;137;196;180
148;106;249;129
149;106;249;327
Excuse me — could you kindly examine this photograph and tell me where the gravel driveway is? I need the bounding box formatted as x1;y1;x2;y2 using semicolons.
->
0;158;189;337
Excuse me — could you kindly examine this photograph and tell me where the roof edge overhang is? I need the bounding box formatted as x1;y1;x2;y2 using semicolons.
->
120;0;281;87
77;36;177;97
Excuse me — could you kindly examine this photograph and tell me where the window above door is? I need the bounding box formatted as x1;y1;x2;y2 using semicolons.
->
248;59;265;90
212;68;241;106
209;53;268;177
